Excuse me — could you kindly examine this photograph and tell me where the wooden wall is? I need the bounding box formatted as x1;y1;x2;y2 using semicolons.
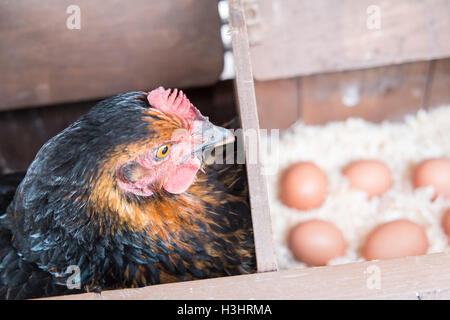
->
246;0;450;80
256;58;450;129
242;0;450;129
0;0;224;111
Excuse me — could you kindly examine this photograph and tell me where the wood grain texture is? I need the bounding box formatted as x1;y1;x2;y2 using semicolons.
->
228;0;278;273
44;252;450;300
418;288;450;300
0;0;223;110
255;78;300;130
248;0;450;80
300;61;431;125
425;58;450;109
252;58;450;127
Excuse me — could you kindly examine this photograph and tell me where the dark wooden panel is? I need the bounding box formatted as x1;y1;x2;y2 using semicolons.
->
0;81;236;174
426;58;450;109
0;101;94;174
253;59;450;128
300;61;430;125
0;0;224;111
247;0;450;80
255;78;300;130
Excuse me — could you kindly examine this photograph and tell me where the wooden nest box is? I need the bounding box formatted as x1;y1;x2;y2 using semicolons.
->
43;0;450;299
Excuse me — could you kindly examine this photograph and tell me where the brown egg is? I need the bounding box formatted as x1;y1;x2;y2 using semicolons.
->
279;162;328;211
342;160;392;198
362;219;428;261
413;158;450;200
442;209;450;237
288;219;347;266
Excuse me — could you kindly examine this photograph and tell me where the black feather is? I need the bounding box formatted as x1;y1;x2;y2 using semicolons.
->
0;91;255;299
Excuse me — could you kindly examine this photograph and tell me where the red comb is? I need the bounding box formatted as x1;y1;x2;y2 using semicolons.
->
147;87;200;122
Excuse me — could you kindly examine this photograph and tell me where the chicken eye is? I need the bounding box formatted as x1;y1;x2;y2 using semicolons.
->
155;144;170;160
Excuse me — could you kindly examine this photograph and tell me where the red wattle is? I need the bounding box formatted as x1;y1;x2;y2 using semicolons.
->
163;159;201;194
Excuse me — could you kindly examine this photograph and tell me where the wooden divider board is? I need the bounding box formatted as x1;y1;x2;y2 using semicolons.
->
228;0;278;273
45;252;450;300
0;0;223;111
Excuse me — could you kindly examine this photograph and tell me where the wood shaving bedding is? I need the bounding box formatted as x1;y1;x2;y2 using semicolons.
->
261;106;450;270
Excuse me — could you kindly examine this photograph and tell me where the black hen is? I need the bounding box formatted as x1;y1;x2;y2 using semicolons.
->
0;88;255;299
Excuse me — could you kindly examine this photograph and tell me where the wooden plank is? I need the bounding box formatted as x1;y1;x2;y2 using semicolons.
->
247;0;450;80
228;0;278;273
300;61;430;125
425;58;450;109
44;252;450;300
419;288;450;300
255;78;300;130
0;0;223;111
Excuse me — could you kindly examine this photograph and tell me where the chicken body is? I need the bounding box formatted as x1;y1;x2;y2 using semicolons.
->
0;90;255;299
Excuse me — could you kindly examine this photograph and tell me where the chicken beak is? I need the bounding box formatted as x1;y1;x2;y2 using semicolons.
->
201;121;235;149
200;120;235;150
180;120;235;164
